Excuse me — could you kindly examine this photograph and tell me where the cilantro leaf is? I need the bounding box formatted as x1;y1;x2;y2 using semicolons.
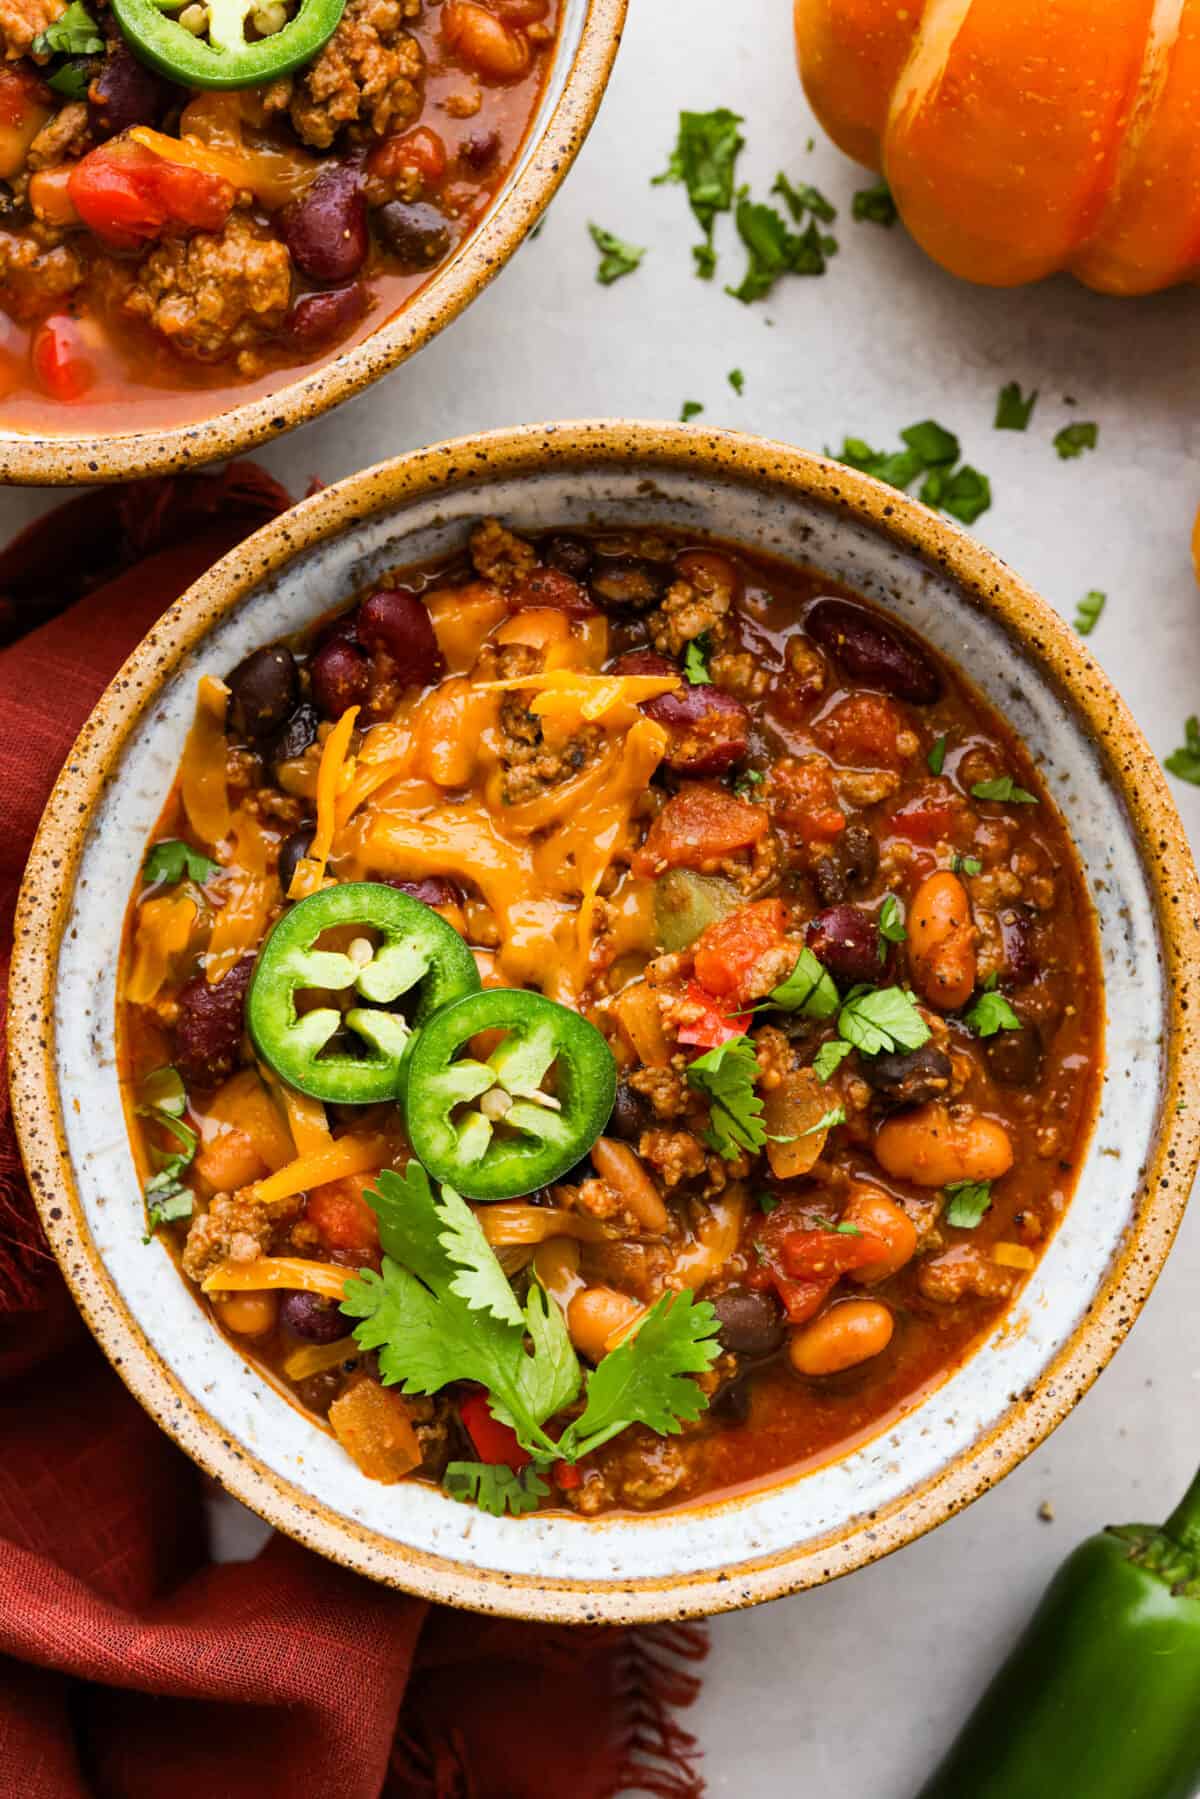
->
138;1065;187;1117
1165;716;1200;785
1074;589;1106;636
143;839;220;887
444;1461;549;1518
852;180;896;227
836;986;930;1057
927;735;947;775
995;383;1038;430
33;0;102;54
143;1186;194;1241
589;222;645;285
728;368;745;395
684;634;712;683
48;58;91;96
944;1179;993;1229
1054;422;1098;460
680;400;704;423
878;895;906;945
918;463;991;525
686;1034;766;1158
831;420;991;524
813;1038;854;1082
772;173;836;224
901;419;958;467
952;853;982;877
767;947;839;1018
965;989;1022;1037
970;776;1037;805
654;107;744;276
726;185;836;302
833;437;924;490
558;1289;721;1459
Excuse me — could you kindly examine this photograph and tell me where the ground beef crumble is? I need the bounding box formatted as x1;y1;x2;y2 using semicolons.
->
0;0;63;59
181;1189;302;1282
124;213;292;367
266;0;423;149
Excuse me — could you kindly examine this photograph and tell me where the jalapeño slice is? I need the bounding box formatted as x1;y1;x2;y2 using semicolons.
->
246;882;479;1104
112;0;346;90
404;988;616;1201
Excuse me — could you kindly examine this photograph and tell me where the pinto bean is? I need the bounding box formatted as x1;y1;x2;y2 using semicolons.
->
908;870;976;1010
280;1291;347;1343
375;199;452;267
227;645;297;740
874;1102;1014;1188
310;637;369;719
711;1286;786;1357
589;1136;669;1232
284;282;367;348
861;1041;952;1109
805;597;941;704
567;1286;645;1362
840;1187;918;1283
214;1291;278;1337
281;164;368;283
806;904;881;985
357;588;444;686
442;0;531;78
174;956;254;1089
788;1299;894;1376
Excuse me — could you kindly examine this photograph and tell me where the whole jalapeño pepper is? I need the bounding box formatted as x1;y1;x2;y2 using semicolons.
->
918;1466;1200;1799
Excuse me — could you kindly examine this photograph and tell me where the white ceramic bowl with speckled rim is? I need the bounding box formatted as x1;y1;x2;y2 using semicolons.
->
11;422;1200;1623
0;0;626;487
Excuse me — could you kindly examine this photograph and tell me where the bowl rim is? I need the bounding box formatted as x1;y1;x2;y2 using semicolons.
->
10;419;1200;1622
0;0;627;488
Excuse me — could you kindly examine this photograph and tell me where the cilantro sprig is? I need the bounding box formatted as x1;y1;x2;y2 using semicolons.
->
686;1035;766;1158
726;179;837;302
143;839;220;887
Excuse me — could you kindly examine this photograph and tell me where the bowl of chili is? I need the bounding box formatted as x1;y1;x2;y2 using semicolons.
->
11;420;1200;1622
0;0;624;482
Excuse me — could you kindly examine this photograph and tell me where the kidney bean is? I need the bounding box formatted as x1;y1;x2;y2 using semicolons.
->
985;1022;1043;1087
311;637;369;718
277;828;313;894
459;127;499;169
375;199;452;268
269;702;319;767
88;43;175;140
614;649;749;774
280;1291;348;1344
284;282;367;348
442;0;530;79
281;164;368;283
805;597;941;705
317;608;360;649
174;956;254;1089
806;904;882;985
385;876;463;908
588;554;668;612
543;533;593;581
711;1287;786;1358
357;588;444;686
999;905;1038;987
861;1042;953;1109
227;645;297;740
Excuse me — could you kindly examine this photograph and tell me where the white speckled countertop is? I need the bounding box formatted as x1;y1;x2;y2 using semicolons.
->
10;2;1200;1791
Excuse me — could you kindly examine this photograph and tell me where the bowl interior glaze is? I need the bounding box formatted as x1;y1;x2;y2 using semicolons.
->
14;426;1200;1622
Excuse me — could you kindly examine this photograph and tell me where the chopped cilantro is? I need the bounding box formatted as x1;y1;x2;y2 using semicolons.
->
901;419;959;467
757;1189;781;1214
1074;589;1106;636
878;894;906;946
1165;716;1200;786
767;947;840;1018
684;634;712;683
33;0;102;54
1054;422;1098;460
852;180;897;227
952;854;983;877
832;420;992;525
772;173;837;224
143;839;220;887
654;108;745;277
680;400;704;423
944;1179;993;1229
927;736;947;776
966;988;1022;1038
589;223;645;285
995;383;1038;430
918;463;992;526
971;776;1037;805
813;1039;854;1082
726;184;836;302
686;1035;767;1158
143;1186;194;1240
48;58;91;96
733;768;764;798
138;1065;197;1239
800;1104;846;1137
836;985;931;1058
444;1462;548;1517
728;367;745;395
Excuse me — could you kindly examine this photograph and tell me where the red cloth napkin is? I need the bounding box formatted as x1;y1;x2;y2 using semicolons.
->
0;468;707;1799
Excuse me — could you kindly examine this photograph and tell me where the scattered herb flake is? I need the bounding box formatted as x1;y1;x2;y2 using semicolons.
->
1165;716;1200;786
878;895;906;945
918;463;992;526
1074;589;1106;636
971;776;1037;805
47;58;91;96
772;173;837;225
852;179;897;227
966;988;1022;1038
589;222;645;285
728;367;745;395
680;399;704;423
1054;422;1098;460
995;383;1038;430
757;1189;780;1214
832;420;991;524
726;186;836;302
143;840;220;887
952;854;983;877
684;634;712;683
733;768;764;798
33;0;102;54
927;735;947;776
944;1179;993;1229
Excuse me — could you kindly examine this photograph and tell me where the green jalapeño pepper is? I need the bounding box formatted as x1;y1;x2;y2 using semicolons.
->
917;1463;1200;1799
112;0;345;90
246;882;479;1105
404;988;616;1201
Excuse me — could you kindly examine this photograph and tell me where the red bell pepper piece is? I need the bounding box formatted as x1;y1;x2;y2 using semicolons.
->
460;1391;531;1470
677;978;751;1049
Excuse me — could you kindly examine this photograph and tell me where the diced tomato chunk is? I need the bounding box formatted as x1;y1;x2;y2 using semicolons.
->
779;1228;889;1280
692;899;788;1005
813;693;905;769
887;789;962;844
552;1458;582;1490
633;784;767;876
676;979;751;1049
367;124;447;187
31;315;93;402
306;1172;381;1257
68;140;234;250
747;1261;834;1325
460;1390;531;1469
769;756;845;845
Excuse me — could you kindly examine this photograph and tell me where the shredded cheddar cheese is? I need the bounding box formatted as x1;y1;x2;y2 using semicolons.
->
126;893;197;1006
180;675;232;848
202;1257;352;1300
993;1241;1037;1270
283;1335;359;1381
288;704;359;899
242;1133;389;1205
205;811;274;983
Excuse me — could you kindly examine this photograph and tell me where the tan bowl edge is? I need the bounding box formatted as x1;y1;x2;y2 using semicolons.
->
10;420;1200;1624
0;2;627;487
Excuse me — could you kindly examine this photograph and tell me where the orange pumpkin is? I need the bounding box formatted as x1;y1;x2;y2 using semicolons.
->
794;0;1200;294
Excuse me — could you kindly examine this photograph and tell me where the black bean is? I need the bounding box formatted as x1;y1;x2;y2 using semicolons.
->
711;1374;753;1424
806;905;882;986
811;824;879;907
277;828;313;894
710;1287;786;1358
543;534;594;582
861;1042;953;1109
375;200;452;268
985;1022;1043;1087
269;702;319;767
227;646;297;740
806;597;942;704
608;1080;649;1144
280;1291;348;1344
459;128;499;169
588;555;668;612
